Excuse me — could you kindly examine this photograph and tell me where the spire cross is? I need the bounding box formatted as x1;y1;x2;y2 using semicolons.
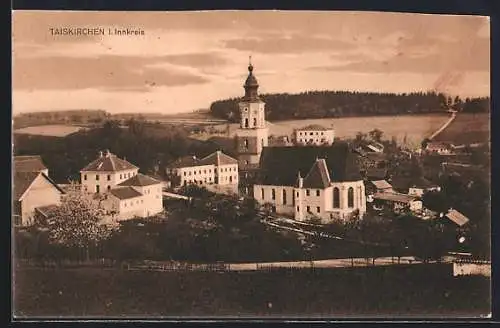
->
249;55;252;65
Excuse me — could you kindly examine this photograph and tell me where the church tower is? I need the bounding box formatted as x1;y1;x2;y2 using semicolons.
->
235;57;269;171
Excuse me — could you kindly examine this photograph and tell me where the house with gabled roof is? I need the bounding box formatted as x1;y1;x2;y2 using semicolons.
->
294;124;335;146
13;171;65;226
165;150;239;191
253;142;366;222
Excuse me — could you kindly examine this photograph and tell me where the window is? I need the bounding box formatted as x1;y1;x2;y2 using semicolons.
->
107;185;111;191
316;190;320;196
307;206;311;213
244;139;249;149
253;118;257;127
189;171;192;176
124;202;127;207
107;174;111;181
272;189;276;200
96;185;100;193
348;187;354;208
229;176;233;183
194;171;196;175
84;174;87;181
317;206;320;213
333;187;340;208
261;188;265;199
283;189;287;205
310;132;313;136
306;189;310;196
297;206;300;212
199;170;201;174
245;118;249;128
203;169;206;174
321;132;324;135
96;175;99;181
184;172;187;176
296;192;299;197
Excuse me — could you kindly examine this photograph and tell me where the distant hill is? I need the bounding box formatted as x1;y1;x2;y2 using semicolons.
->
210;90;490;122
13;110;110;129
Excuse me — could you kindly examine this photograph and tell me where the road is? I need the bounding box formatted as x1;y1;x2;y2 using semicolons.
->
429;111;457;140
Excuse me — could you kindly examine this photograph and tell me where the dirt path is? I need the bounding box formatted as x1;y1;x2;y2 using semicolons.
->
428;111;457;140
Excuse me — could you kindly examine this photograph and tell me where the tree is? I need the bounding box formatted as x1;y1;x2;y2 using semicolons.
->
34;187;115;261
368;129;384;143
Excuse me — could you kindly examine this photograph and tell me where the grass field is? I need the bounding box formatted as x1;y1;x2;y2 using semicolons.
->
433;113;490;145
13;125;88;137
208;114;450;147
13;264;489;318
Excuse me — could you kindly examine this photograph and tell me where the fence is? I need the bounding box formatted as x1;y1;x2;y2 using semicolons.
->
16;256;424;272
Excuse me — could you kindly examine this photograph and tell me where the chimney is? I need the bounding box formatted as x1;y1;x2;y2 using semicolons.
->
99;151;103;158
105;149;111;157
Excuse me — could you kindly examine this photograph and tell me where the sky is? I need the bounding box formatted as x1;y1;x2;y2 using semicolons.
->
12;11;490;115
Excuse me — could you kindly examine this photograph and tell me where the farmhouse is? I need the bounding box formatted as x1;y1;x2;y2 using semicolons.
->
253;142;366;222
166;150;239;190
444;209;470;227
294;124;335;146
367;180;394;194
426;141;453;155
13;171;65;226
391;176;441;196
371;192;422;213
80;150;163;221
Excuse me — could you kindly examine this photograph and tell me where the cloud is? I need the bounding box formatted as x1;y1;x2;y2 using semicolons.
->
13;55;211;91
223;34;356;54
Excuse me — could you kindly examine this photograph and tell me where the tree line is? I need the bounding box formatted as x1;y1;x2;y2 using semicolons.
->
13;119;224;183
210;90;490;122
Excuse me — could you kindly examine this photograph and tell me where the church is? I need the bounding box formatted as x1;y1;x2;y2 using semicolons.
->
234;59;367;222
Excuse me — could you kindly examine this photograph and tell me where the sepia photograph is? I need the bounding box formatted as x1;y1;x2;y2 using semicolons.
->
12;10;491;319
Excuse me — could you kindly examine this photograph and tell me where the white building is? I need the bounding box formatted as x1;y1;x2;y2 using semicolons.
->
13;155;65;226
80;150;139;194
253;143;367;223
166;150;239;188
13;171;65;226
80;150;163;221
294;124;335;146
105;174;163;221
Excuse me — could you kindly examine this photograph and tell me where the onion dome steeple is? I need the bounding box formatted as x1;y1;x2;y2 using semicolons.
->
243;55;260;101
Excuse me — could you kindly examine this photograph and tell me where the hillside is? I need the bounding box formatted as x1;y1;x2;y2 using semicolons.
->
210;91;490;122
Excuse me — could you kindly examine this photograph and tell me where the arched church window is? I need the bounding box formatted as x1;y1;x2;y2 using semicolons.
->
253;118;257;127
244;118;249;128
348;187;354;208
333;187;340;208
